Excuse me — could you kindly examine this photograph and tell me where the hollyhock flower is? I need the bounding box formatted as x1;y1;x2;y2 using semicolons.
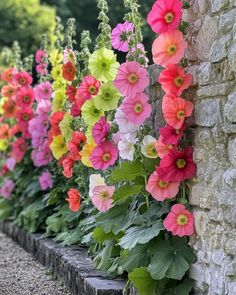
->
80;141;96;167
68;131;87;161
66;85;77;103
0;124;10;139
36;63;48;75
114;61;149;98
163;204;194;236
77;76;100;100
1;68;15;83
16;87;35;107
121;93;152;125
59;113;72;142
0;178;14;199
81;100;104;126
157;147;197;182
62;155;75;178
162;95;194;129
160;124;186;145
49;49;63;67
0;164;8;177
158;65;192;96
63;48;76;64
35;49;47;64
115;108;139;134
89;174;105;197
50;134;68;160
70;98;84;117
6;157;16;171
11;137;28;162
62;61;76;81
0;139;8;152
94;81;121;111
49;111;65;136
92;116;110;145
9;124;20;137
1;85;17;98
52;89;66;112
2;99;17;118
90;141;118;170
112;132;122;144
141;135;158;158
152;30;187;67
111;21;134;52
66;188;81;212
146;171;180;201
34;82;53;101
36;99;51;115
88;48;119;82
39;170;53;190
155;135;174;159
147;0;183;34
51;65;62;81
31;143;52;167
91;184;115;212
118;135;137;161
14;72;33;86
16;107;34;129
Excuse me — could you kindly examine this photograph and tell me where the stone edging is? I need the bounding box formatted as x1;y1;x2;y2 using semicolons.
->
0;221;126;295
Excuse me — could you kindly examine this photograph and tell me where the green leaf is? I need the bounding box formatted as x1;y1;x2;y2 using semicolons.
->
129;268;158;295
93;227;114;243
175;279;195;295
148;237;196;281
111;161;144;182
119;220;163;250
113;184;143;203
142;156;159;172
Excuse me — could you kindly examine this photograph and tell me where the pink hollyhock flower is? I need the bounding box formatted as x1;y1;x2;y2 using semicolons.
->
112;132;122;144
90;141;118;170
11;137;28;162
0;178;14;199
111;21;134;52
62;155;75;178
1;84;17;98
160;124;186;145
92;116;110;145
66;85;77;103
163;204;194;236
16;87;35;108
77;76;100;100
114;61;149;98
152;30;187;68
31;142;52;167
146;171;180;201
158;65;192;96
6;157;16;171
147;0;183;34
36;100;51;115
66;188;81;212
39;170;53;190
162;95;194;129
120;93;152;125
157;146;197;182
155;135;174;158
91;184;115;212
14;72;33;86
34;82;53;102
36;63;48;76
35;49;47;64
16;107;34;131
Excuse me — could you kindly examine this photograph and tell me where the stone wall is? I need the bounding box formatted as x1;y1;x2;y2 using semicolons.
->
184;0;236;294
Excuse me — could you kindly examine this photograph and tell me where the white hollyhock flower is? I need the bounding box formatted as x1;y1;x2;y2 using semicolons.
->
115;108;139;133
89;174;105;197
118;134;137;161
141;135;158;158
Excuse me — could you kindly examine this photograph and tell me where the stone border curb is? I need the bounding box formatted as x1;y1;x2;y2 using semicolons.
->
0;221;126;295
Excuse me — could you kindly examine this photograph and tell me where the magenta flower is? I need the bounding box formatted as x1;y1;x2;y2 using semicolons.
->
120;92;152;125
35;49;47;64
0;178;14;199
34;82;53;102
39;170;53;190
92;116;110;145
114;61;149;98
111;21;134;52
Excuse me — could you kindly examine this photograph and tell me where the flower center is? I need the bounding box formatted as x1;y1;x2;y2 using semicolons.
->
102;153;111;162
101;191;110;199
134;102;143;114
177;214;188;225
88;86;96;95
20;143;26;151
103;91;111;101
167;44;177;56
22;113;29;121
92;108;99;115
128;73;138;84
158;181;169;189
146;143;157;157
164;12;174;24
23;95;30;102
120;32;128;42
177;110;185;119
101;62;107;69
174;76;183;87
19;78;26;85
176;158;186;169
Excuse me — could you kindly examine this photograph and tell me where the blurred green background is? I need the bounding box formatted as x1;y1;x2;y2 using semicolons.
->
0;0;155;59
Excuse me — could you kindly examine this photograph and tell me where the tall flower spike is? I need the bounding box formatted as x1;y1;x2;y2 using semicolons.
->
96;0;111;49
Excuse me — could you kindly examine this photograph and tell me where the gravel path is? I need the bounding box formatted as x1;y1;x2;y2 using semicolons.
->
0;232;72;295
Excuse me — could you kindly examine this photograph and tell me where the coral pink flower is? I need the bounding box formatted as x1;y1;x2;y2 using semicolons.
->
162;95;194;129
92;116;110;145
147;0;183;34
62;155;75;178
155;135;174;158
121;93;152;125
49;111;65;136
111;21;134;52
91;184;115;212
1;85;16;98
16;107;34;128
114;61;149;98
0;124;10;139
34;82;53;102
16;87;35;108
35;49;47;64
1;68;16;83
66;188;81;212
152;30;187;68
163;204;194;236
39;170;53;190
14;72;33;86
90;141;118;170
146;171;180;201
77;76;100;100
0;178;15;199
2;99;17;118
11;137;28;162
62;61;76;81
160;124;186;145
68;131;87;161
158;65;192;96
157;146;197;182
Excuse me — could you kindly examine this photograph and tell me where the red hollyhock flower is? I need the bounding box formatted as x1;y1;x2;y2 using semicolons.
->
14;72;33;86
160;124;186;145
77;75;100;100
11;137;28;162
66;85;77;103
68;131;87;161
0;164;8;177
49;111;65;136
66;188;81;211
62;155;75;178
157;147;197;182
62;61;76;81
16;107;34;127
16;87;35;108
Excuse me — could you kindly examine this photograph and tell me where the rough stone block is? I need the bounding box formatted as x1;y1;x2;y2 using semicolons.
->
225;93;236;122
195;99;221;127
209;34;231;62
